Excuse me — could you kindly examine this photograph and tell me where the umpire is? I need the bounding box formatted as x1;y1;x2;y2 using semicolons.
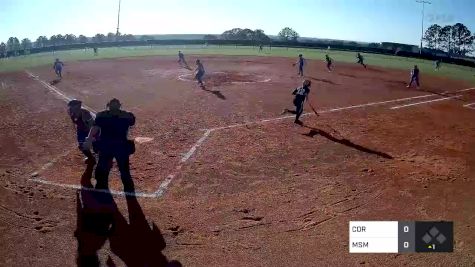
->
84;98;136;192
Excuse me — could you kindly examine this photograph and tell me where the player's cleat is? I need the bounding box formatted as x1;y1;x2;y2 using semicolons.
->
294;119;303;126
281;109;289;115
406;85;410;88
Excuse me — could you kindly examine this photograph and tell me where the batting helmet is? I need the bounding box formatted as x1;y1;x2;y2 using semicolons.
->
67;99;82;107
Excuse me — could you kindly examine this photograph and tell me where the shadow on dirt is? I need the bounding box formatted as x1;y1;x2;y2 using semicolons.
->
302;126;393;159
75;163;181;267
50;79;61;85
307;76;339;85
338;73;357;78
201;85;226;100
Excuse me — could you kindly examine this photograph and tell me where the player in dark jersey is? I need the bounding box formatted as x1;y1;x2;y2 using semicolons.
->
294;54;305;77
93;47;98;56
407;65;420;89
195;59;205;87
281;80;312;125
325;54;333;72
356;53;367;68
178;51;189;68
434;59;441;71
53;58;64;79
67;99;96;165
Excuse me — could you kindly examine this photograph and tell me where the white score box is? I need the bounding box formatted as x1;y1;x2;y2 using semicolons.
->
349;237;398;253
349;221;399;253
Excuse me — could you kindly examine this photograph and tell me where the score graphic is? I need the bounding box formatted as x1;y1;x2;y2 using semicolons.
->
349;221;453;253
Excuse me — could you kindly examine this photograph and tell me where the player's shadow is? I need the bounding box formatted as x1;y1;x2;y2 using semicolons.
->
201;86;226;100
75;164;181;267
50;79;61;85
339;73;357;78
302;126;393;159
307;76;339;85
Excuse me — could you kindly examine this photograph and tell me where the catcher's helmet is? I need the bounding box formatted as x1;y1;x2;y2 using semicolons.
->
67;99;82;107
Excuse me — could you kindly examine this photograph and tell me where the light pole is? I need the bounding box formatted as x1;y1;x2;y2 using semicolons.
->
416;0;431;54
116;0;122;36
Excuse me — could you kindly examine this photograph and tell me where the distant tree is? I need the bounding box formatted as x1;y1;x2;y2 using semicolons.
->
7;37;21;55
21;38;32;51
368;42;380;48
92;33;106;43
252;29;270;43
106;32;115;42
55;34;65;45
451;23;473;56
439;25;454;55
64;34;77;44
35;36;49;48
278;27;299;42
423;24;442;49
78;35;88;43
203;34;218;40
0;42;6;57
221;28;243;40
121;34;136;41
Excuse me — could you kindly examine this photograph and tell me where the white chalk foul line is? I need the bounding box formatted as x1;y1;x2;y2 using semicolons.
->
154;129;212;196
390;95;462;110
463;103;475;109
209;93;443;131
29;177;158;198
25;70;97;117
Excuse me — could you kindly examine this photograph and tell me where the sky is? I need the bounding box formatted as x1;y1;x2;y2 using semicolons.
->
1;0;474;45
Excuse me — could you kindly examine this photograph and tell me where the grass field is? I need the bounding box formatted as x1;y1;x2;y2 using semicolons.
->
1;45;474;83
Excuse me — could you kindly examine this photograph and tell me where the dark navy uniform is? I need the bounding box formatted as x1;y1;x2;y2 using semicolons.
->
94;106;136;192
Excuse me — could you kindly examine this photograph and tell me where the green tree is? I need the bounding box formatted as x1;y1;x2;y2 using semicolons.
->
106;32;115;42
6;37;21;55
92;33;106;43
0;42;6;57
451;23;473;55
21;38;32;51
278;27;299;42
78;35;88;43
423;24;442;49
252;29;270;43
439;25;454;54
35;36;49;48
64;34;77;44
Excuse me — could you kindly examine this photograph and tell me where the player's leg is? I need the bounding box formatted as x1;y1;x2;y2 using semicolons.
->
77;130;95;165
94;150;114;190
416;77;420;89
115;148;135;193
294;100;304;125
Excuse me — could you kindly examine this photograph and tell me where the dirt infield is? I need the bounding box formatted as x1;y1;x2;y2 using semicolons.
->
1;55;475;266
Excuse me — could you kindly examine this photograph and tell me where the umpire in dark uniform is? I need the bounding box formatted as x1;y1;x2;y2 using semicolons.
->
84;98;136;192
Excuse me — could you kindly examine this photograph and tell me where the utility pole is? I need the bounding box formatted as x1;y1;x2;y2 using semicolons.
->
116;0;122;36
416;0;431;54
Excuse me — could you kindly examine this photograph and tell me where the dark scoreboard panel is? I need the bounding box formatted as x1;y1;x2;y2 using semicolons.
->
349;221;453;253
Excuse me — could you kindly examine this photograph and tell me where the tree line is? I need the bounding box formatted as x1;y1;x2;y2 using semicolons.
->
0;33;137;56
423;22;475;56
203;27;300;43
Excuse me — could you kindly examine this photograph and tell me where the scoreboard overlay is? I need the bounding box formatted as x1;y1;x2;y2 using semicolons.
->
349;221;453;253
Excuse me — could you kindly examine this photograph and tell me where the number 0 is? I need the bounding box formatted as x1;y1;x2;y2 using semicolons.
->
404;226;409;232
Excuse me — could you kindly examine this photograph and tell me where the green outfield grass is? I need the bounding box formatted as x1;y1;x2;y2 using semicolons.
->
1;45;474;84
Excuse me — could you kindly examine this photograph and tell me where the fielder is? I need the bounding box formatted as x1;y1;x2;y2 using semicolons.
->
281;79;312;125
293;54;305;77
178;51;189;68
356;53;367;68
407;65;420;89
53;58;64;79
434;59;441;71
67;99;96;165
195;59;205;87
325;54;333;72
